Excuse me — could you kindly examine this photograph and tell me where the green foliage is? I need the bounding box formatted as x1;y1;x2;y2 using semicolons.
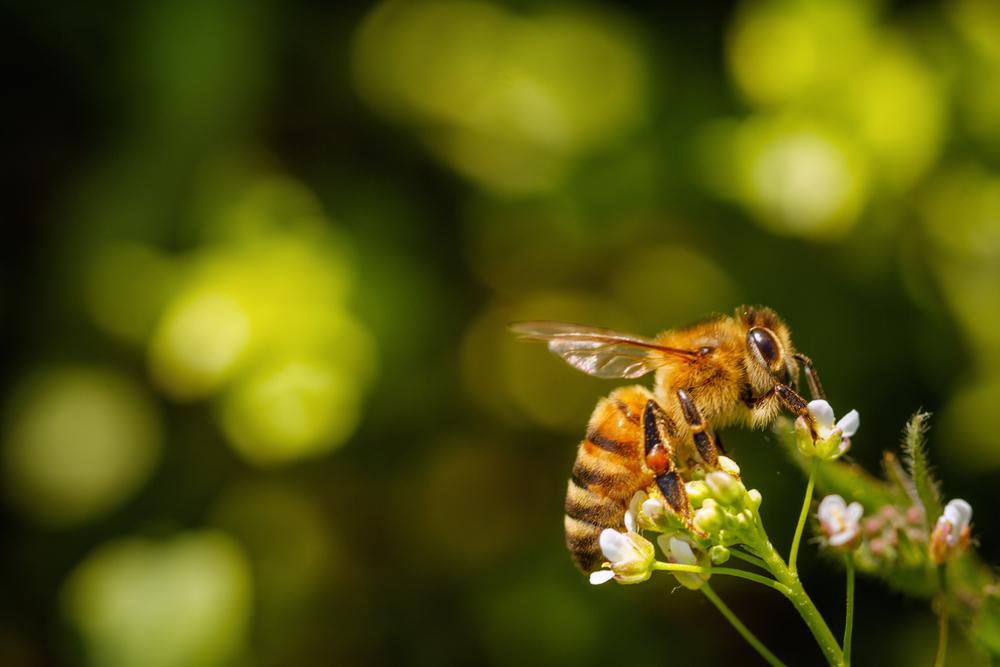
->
901;411;943;530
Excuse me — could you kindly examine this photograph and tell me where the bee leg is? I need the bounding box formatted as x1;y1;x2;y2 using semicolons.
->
793;352;826;400
676;389;719;468
714;430;727;457
642;400;691;524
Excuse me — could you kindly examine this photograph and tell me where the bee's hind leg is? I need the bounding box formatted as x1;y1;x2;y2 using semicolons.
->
641;400;691;525
676;389;719;468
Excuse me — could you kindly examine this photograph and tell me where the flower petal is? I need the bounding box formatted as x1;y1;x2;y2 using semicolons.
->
845;502;864;524
626;490;647;534
668;537;697;565
641;497;665;521
589;569;615;585
808;400;835;433
945;499;972;528
828;530;858;548
836;410;860;438
818;495;846;522
599;529;631;563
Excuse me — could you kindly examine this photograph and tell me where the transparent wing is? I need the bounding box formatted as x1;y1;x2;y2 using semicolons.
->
509;321;697;379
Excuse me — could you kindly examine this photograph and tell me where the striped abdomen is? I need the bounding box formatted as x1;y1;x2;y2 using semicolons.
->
564;386;655;572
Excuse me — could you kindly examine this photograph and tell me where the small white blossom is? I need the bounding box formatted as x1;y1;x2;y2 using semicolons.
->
656;535;709;590
930;498;973;564
589;528;655;585
796;400;860;460
818;494;863;551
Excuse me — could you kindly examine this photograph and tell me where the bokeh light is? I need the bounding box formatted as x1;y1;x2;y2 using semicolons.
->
3;368;161;526
353;0;647;195
146;175;376;465
62;531;252;667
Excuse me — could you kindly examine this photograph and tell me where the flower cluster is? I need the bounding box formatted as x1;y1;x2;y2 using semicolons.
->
589;456;762;589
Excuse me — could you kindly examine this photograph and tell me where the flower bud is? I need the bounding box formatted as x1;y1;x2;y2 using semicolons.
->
929;499;972;565
747;489;762;510
694;499;724;534
705;471;744;505
718;456;741;476
709;545;731;564
685;480;711;506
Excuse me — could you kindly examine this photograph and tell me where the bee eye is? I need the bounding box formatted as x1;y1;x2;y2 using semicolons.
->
748;327;781;366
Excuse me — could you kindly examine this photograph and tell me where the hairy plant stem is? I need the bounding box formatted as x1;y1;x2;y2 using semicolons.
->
701;583;788;667
843;555;855;667
789;457;819;575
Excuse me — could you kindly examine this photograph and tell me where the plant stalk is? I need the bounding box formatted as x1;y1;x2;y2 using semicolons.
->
789;458;819;576
843;555;855;666
701;583;788;667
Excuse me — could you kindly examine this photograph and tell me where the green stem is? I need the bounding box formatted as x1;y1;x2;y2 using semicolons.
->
730;549;771;571
652;562;791;596
843;555;855;667
933;567;949;667
759;538;845;667
789;458;819;576
701;583;788;667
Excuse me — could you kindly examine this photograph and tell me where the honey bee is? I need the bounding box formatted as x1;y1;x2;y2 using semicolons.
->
511;306;826;573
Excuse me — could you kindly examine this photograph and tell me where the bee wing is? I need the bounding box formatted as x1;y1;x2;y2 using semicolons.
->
509;321;698;379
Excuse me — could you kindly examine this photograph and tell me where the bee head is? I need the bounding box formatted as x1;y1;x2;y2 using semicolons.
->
737;306;799;392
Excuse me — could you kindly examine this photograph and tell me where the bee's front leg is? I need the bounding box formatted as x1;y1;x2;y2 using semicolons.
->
744;382;821;438
793;352;826;400
675;389;719;468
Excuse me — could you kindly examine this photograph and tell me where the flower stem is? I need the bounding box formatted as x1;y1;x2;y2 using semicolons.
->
730;549;771;571
758;539;845;667
843;555;855;667
789;458;819;576
701;583;788;667
652;561;791;595
933;567;949;667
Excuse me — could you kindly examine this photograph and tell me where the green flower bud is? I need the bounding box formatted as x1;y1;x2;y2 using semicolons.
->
685;480;712;506
709;545;731;564
694;499;724;533
706;471;745;506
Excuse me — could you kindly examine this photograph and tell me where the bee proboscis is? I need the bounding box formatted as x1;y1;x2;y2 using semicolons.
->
511;306;825;573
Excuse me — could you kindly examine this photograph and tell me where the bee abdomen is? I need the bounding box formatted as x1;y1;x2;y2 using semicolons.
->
563;387;654;573
564;476;628;572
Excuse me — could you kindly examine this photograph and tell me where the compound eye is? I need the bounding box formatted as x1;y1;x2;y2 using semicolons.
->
749;327;781;366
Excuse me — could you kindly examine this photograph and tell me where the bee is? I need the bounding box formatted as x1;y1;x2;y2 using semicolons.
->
511;306;826;573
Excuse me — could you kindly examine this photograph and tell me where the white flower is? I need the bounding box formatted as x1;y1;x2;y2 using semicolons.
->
656;535;709;590
930;498;973;564
818;494;863;551
589;528;655;585
796;400;860;460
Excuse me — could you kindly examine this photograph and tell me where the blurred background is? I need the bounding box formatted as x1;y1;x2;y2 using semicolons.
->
3;0;1000;664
